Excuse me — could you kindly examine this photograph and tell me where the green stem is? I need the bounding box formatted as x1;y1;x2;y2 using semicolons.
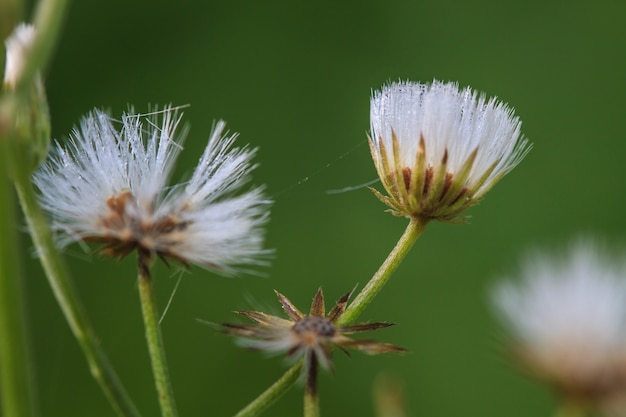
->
0;0;23;43
2;1;139;415
232;218;424;417
12;0;69;97
338;217;426;325
233;361;303;417
0;153;38;417
11;164;142;417
303;390;319;417
137;251;179;417
553;402;587;417
303;354;319;417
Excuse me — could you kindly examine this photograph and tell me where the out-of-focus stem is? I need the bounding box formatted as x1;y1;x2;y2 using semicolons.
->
11;162;142;417
12;0;69;97
0;147;38;417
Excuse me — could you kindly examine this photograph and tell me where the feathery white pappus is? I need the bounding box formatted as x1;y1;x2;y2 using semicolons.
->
33;107;271;275
369;80;530;222
492;241;626;415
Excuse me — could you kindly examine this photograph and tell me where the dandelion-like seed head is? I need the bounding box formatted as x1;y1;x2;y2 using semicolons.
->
492;241;626;415
33;107;270;274
369;80;530;222
222;288;406;375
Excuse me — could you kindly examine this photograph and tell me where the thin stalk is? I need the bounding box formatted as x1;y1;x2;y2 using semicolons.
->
11;163;142;417
2;0;139;415
0;153;38;417
553;403;587;417
338;217;426;325
0;0;23;42
137;251;179;417
232;218;424;417
12;0;68;97
233;361;303;417
303;354;319;417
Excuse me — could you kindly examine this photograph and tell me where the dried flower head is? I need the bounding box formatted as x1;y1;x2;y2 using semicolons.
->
369;80;530;222
3;23;36;88
492;241;626;415
222;288;406;375
33;107;270;274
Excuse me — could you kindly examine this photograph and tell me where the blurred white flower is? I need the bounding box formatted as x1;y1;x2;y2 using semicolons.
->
3;23;36;88
33;107;270;275
492;241;626;415
369;80;530;222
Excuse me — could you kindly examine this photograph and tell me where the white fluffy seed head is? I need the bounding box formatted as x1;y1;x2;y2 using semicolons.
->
33;107;271;275
494;244;626;353
369;80;530;221
492;240;626;411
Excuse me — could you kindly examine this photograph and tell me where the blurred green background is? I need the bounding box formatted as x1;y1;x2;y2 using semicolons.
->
7;0;626;416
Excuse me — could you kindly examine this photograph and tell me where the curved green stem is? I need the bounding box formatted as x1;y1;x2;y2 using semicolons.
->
232;218;424;417
0;151;38;417
137;252;179;417
338;217;426;325
12;0;69;97
233;361;303;417
11;164;142;417
1;1;140;416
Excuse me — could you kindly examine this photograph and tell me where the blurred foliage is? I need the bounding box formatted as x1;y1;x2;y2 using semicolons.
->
15;0;626;416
